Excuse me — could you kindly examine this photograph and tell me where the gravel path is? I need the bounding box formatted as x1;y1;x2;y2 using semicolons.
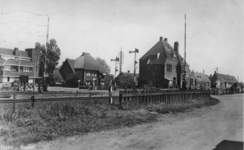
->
14;94;244;150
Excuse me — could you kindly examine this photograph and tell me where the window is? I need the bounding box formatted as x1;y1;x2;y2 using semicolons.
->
86;71;91;76
4;66;11;71
167;64;172;72
11;66;18;71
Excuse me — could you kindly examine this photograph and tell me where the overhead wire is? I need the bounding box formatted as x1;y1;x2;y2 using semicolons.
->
0;20;47;26
0;10;70;16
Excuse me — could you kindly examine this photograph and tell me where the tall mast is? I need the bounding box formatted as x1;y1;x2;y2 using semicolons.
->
44;16;49;84
184;14;186;65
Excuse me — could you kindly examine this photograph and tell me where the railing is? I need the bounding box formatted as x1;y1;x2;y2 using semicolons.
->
119;90;213;107
0;90;213;113
0;92;115;114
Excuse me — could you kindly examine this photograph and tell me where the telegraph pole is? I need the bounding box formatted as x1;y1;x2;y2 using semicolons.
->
184;14;186;67
182;14;187;90
43;16;49;87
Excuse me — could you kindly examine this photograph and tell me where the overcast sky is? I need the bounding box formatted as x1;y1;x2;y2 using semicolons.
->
0;0;243;81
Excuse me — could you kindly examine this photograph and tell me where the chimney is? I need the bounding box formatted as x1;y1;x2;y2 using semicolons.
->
127;70;130;73
164;38;168;42
174;42;179;53
159;36;163;41
203;69;205;74
214;71;216;74
13;47;18;55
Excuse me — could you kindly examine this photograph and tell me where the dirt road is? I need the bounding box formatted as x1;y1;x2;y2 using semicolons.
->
24;94;243;150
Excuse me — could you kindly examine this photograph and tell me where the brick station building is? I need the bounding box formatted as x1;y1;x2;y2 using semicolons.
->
139;37;190;88
59;52;108;85
0;47;40;85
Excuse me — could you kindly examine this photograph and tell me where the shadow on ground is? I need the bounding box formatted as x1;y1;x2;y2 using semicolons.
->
212;140;243;150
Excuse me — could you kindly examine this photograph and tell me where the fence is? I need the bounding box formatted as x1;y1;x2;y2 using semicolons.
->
118;90;213;107
0;90;213;113
0;92;115;113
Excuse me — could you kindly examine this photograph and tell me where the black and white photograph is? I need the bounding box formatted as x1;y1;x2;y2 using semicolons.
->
0;0;243;149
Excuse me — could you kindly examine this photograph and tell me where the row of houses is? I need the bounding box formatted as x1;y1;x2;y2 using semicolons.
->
0;36;239;90
138;36;238;90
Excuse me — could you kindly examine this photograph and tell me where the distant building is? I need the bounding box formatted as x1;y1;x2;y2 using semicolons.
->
211;71;238;89
59;52;108;85
139;37;190;88
0;47;40;84
189;71;211;90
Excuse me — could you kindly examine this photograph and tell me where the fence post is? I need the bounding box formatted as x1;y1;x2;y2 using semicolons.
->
119;92;122;108
13;94;16;114
89;92;92;103
108;86;113;104
31;95;35;108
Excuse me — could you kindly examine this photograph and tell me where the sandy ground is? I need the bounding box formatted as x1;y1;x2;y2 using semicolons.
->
4;94;244;150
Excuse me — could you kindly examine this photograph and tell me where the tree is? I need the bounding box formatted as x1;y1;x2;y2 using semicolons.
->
35;39;61;79
65;72;82;87
96;57;111;73
115;74;134;89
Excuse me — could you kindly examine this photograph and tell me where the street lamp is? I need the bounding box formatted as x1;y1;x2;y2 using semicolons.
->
129;48;139;88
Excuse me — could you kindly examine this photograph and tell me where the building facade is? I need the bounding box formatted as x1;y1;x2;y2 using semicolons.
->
189;71;211;90
0;47;40;85
211;71;238;89
139;37;190;88
59;52;108;85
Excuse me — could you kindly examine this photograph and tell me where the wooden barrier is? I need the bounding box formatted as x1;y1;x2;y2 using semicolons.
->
119;90;212;108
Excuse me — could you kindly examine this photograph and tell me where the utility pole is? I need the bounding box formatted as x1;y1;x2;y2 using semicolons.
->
129;48;139;88
182;14;187;90
43;16;49;88
184;14;186;67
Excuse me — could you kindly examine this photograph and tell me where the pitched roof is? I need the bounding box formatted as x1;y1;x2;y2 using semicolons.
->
215;73;237;82
0;47;29;58
66;58;75;72
193;72;211;82
140;40;181;65
74;52;107;73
